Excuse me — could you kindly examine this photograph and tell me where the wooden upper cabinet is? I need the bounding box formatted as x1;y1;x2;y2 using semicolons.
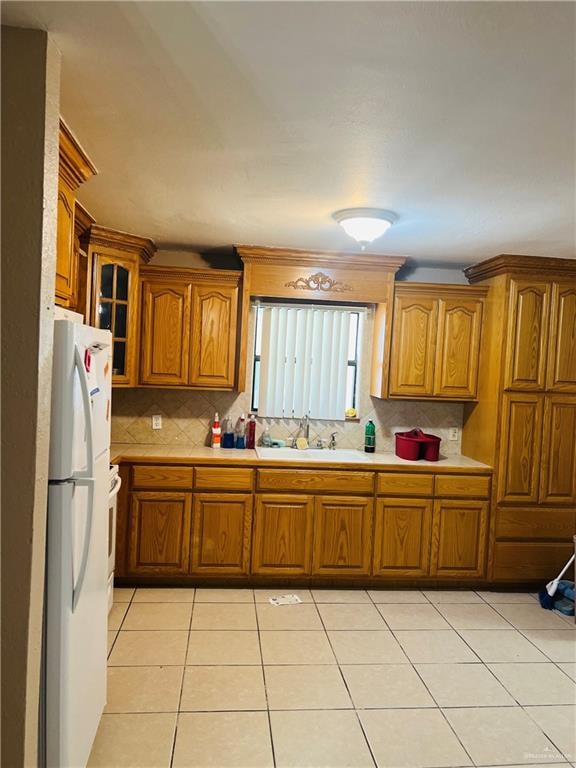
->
373;498;432;578
88;227;155;387
140;280;192;385
430;499;488;578
190;283;238;388
434;298;483;399
389;286;486;400
138;268;241;390
547;282;576;392
498;393;544;504
312;496;373;576
56;120;96;308
505;280;551;391
389;295;437;396
252;495;313;575
540;394;576;504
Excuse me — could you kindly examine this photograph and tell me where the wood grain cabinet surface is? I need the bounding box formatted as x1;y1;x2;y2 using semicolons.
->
389;285;486;400
138;267;241;390
251;495;314;575
312;496;373;575
190;494;252;575
140;280;192;385
127;491;192;576
373;498;432;577
505;280;551;391
547;282;576;392
430;499;488;578
55;120;96;309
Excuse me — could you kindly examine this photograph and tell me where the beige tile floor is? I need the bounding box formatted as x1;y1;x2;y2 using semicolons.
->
91;587;576;768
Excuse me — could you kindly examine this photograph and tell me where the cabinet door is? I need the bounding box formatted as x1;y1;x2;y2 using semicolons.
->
547;282;576;392
312;496;373;576
92;254;139;387
55;179;76;307
498;394;544;504
252;495;313;575
140;280;192;386
191;494;252;575
430;499;488;578
190;284;238;388
373;498;432;577
540;395;576;504
127;491;192;575
505;280;550;390
434;299;483;399
389;296;437;397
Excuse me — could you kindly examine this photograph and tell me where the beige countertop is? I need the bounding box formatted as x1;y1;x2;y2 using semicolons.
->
110;443;492;472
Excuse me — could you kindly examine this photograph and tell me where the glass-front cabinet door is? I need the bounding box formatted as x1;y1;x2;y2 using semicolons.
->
93;254;138;386
87;225;155;388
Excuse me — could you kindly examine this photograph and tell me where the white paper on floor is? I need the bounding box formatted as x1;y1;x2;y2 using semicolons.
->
268;594;303;606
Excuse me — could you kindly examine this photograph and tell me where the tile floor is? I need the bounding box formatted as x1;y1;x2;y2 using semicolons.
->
91;587;576;768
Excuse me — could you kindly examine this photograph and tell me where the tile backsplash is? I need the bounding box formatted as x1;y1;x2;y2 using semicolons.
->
111;309;464;455
111;387;463;454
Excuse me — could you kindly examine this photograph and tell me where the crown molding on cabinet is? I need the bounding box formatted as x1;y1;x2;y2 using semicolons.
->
59;119;97;191
84;224;156;263
465;254;576;283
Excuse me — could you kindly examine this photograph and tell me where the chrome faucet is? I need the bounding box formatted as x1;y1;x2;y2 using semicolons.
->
329;432;337;450
297;414;310;440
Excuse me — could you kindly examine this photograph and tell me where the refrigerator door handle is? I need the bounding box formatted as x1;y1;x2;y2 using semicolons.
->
109;474;122;499
71;475;95;612
73;345;95;480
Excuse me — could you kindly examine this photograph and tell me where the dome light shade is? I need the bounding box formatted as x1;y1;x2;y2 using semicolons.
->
332;208;397;248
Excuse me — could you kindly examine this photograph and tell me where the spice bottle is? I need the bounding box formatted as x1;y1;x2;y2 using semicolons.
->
235;413;246;449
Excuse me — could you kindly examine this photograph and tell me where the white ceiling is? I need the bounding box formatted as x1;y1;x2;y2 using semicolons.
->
3;1;575;264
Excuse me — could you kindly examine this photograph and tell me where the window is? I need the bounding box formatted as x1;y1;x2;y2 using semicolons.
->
251;303;364;419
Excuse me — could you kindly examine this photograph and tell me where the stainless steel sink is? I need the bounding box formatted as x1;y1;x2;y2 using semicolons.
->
255;447;371;463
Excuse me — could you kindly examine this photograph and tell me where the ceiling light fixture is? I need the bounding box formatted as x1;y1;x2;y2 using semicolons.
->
332;208;398;249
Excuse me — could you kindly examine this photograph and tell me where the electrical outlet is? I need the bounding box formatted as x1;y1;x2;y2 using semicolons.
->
152;414;162;430
448;427;459;441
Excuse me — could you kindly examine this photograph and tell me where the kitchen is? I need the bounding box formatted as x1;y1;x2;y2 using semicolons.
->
2;3;575;768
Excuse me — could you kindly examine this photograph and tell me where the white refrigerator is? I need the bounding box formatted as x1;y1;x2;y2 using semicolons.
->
45;315;112;768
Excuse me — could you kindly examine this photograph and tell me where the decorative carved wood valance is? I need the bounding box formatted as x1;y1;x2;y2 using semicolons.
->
236;244;406;304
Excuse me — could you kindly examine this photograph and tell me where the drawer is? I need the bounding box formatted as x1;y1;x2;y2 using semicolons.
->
132;465;194;489
257;469;374;494
434;474;490;499
495;506;576;541
195;467;253;491
377;473;434;497
493;541;574;581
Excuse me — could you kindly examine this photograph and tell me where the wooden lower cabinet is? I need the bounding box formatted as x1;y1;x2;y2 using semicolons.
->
312;496;373;575
190;494;252;575
127;491;192;576
373;498;432;577
252;495;313;575
430;499;488;578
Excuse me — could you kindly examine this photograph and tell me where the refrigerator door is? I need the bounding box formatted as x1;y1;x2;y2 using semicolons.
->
49;320;112;481
46;451;109;768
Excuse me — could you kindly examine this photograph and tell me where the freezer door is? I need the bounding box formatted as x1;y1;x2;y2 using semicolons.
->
50;320;112;480
46;452;109;768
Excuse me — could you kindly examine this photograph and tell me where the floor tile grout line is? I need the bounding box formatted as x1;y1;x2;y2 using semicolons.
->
255;598;278;768
519;703;573;762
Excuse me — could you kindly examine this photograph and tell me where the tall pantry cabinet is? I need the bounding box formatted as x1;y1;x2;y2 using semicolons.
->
462;256;576;582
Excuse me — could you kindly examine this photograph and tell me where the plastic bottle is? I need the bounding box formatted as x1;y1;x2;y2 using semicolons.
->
235;413;246;449
246;413;256;449
261;427;272;447
364;419;376;453
222;417;235;448
211;413;221;448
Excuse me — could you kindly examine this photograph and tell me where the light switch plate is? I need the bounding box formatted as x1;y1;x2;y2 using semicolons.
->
448;427;459;441
152;414;162;430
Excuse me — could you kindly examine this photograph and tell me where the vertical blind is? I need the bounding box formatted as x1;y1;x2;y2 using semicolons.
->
258;305;353;419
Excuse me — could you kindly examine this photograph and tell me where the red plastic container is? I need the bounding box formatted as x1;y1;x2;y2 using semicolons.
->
395;429;441;461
